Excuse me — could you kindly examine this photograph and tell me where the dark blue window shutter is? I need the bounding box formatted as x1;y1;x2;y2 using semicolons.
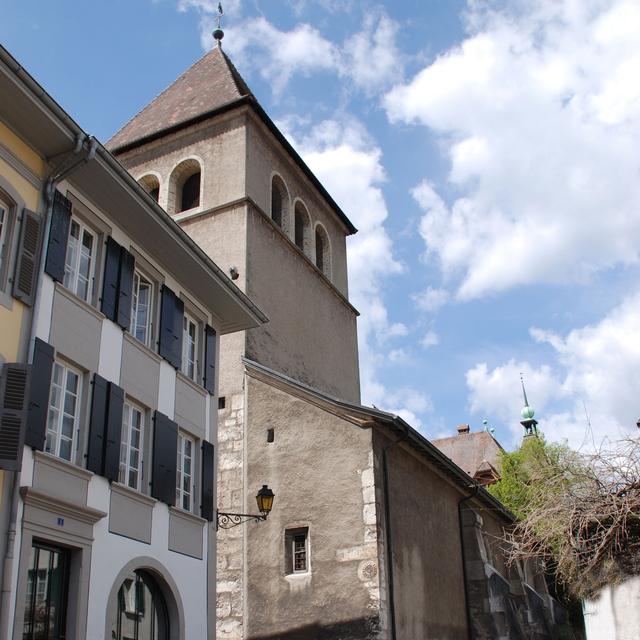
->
116;248;135;331
103;382;124;481
159;286;183;369
0;364;29;471
201;440;214;521
101;237;121;321
44;191;71;283
204;325;217;394
173;296;184;370
151;411;178;505
87;374;108;475
25;338;54;450
12;209;43;306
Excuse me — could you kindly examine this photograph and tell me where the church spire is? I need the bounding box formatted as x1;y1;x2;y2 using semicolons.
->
519;374;538;438
213;3;224;47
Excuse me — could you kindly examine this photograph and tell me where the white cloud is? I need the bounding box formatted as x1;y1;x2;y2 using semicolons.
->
181;4;403;97
413;285;450;313
420;330;439;349
386;0;640;300
466;290;640;448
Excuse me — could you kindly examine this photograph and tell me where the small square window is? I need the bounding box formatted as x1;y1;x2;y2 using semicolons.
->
284;527;309;574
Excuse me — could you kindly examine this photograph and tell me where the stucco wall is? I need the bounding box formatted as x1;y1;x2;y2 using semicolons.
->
374;431;468;640
246;206;360;403
584;576;640;640
244;376;380;640
244;115;350;298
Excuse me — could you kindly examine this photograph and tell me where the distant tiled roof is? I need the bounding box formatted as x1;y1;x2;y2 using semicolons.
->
432;431;504;481
107;46;251;151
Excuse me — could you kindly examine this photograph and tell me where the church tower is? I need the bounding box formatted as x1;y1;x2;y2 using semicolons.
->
108;33;362;640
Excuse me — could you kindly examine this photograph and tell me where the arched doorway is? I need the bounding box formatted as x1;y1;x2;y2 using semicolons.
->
115;570;169;640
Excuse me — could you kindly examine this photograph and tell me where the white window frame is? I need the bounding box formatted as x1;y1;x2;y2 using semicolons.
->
119;400;145;491
181;311;199;382
132;269;154;348
176;432;195;512
0;193;15;292
63;216;97;303
46;361;82;462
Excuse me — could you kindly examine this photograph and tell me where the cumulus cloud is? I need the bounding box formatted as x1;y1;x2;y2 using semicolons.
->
386;0;640;300
420;330;439;349
413;285;450;313
467;290;640;448
180;2;403;96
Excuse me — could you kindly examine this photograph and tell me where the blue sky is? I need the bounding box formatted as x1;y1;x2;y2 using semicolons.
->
3;0;640;450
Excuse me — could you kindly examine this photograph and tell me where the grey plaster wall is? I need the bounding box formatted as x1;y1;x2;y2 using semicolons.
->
244;116;350;297
115;113;248;214
245;207;360;403
244;376;380;640
374;431;468;640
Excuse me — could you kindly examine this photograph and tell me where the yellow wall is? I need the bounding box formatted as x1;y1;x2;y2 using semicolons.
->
0;121;43;363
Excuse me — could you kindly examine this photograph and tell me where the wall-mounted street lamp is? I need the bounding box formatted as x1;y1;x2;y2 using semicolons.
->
216;485;275;530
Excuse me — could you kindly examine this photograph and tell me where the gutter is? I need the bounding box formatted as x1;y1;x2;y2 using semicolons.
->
458;483;480;640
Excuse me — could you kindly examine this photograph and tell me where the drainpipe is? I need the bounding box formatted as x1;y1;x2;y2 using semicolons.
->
381;428;408;640
458;483;479;640
0;134;96;638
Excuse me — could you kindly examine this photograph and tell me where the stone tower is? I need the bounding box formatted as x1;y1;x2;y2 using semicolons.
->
108;44;361;639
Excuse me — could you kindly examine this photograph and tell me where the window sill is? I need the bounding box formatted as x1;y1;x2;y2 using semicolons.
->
111;481;157;507
168;505;206;525
172;206;205;223
123;331;163;364
176;370;208;397
55;282;104;322
34;450;94;481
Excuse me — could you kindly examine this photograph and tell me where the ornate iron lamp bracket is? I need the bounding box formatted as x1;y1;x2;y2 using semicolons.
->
216;511;267;530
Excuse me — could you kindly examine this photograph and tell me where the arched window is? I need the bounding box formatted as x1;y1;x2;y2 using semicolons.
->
116;570;169;640
138;175;160;203
168;159;202;215
294;202;310;254
315;224;331;279
270;176;289;232
181;172;200;212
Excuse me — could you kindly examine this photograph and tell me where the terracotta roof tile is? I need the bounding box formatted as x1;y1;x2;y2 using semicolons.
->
107;46;251;151
431;431;504;481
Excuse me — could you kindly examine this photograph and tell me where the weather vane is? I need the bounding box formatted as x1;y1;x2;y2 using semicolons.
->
213;3;225;46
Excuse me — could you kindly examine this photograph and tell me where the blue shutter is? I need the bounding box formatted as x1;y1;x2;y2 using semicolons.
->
103;383;124;481
44;191;71;282
25;338;54;450
87;374;109;474
101;237;121;321
159;286;183;369
151;411;178;505
201;440;214;521
116;248;135;330
204;325;217;394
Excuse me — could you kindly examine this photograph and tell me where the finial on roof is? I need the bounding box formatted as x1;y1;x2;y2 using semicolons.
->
519;373;538;437
213;3;224;47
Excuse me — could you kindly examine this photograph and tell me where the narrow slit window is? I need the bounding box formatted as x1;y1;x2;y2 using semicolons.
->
267;428;275;443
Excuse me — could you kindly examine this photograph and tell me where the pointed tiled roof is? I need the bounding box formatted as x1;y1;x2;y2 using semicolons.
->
107;45;357;234
107;46;252;151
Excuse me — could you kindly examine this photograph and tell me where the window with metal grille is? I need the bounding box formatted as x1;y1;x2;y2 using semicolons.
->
284;527;309;574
